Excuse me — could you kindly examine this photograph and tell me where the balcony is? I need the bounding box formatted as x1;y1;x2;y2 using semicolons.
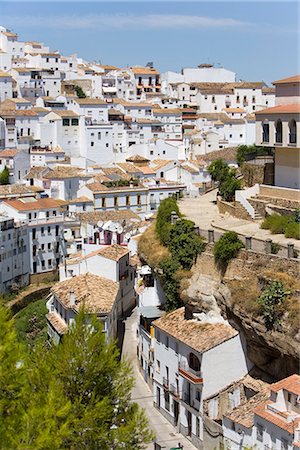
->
169;383;180;398
162;377;169;390
179;362;203;384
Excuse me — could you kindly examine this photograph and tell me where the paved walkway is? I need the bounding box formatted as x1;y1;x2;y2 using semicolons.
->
179;190;300;250
121;308;197;450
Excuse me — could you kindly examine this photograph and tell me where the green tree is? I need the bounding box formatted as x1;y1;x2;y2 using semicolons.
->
236;144;272;166
207;159;230;183
159;258;182;311
257;280;290;330
218;173;241;202
0;307;153;449
213;231;244;267
156;197;180;245
0;166;9;185
75;85;86;98
168;219;205;269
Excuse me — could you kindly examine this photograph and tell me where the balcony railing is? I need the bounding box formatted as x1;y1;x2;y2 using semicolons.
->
162;377;169;389
179;362;203;384
169;383;180;398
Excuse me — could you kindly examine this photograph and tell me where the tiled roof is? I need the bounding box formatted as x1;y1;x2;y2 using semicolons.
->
0;148;20;157
201;147;237;163
126;154;150;162
25;166;49;179
75;98;108;106
270;374;300;396
52;110;80;118
254;400;300;433
67;196;93;204
223;108;246;113
273;75;300;85
153;307;238;353
153;108;182;115
225;389;270;428
76;210;140;224
43;166;89;179
52;273;119;314
46;312;68;335
255;104;300;115
116;163;143;174
3;197;66;211
97;244;129;261
0;184;42;197
181;162;198;174
151;159;174;171
0;70;12;78
131;66;159;75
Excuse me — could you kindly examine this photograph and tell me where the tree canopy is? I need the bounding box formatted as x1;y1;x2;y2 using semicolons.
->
0;306;153;449
0;166;9;185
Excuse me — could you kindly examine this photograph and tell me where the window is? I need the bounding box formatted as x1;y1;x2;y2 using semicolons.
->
62;118;70;126
252;96;256;103
98;132;101;140
71;118;79;126
48;243;51;251
156;329;160;342
256;424;264;442
164;390;170;411
41;260;45;269
188;353;200;372
90;142;94;147
289;119;297;144
275;119;283;143
41;243;45;251
196;417;200;437
48;226;51;234
106;143;109;148
126;195;130;206
48;259;52;267
102;197;106;208
262;122;269;142
212;96;215;103
240;134;243;138
165;336;169;348
156;360;160;373
175;342;178;354
137;194;141;206
281;439;288;450
41;227;45;235
114;196;118;207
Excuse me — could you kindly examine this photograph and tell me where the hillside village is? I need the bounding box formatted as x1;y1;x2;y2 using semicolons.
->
0;24;299;450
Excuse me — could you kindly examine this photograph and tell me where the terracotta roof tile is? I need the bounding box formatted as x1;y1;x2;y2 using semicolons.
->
76;210;140;224
256;104;300;115
52;273;119;314
153;307;238;353
0;148;20;157
273;75;300;85
225;389;270;428
46;312;68;335
96;244;129;261
3;197;66;211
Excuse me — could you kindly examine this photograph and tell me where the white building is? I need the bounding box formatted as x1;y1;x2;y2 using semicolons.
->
223;374;300;450
0;197;66;275
152;307;252;449
0;70;12;101
0;216;30;292
0;148;30;183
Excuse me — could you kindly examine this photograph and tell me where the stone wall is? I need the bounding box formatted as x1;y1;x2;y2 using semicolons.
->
260;185;300;202
8;285;52;315
242;162;274;187
217;198;252;221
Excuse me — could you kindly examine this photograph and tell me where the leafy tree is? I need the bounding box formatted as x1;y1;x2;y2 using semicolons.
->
168;219;205;269
75;85;86;98
257;280;290;330
156;197;180;245
236;144;272;166
213;231;244;267
0;166;9;185
0;307;154;449
159;258;182;311
207;159;230;183
218;173;241;202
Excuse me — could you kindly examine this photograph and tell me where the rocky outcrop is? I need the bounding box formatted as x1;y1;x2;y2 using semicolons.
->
181;250;300;380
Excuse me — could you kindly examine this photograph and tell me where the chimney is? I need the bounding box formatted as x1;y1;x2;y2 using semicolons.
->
69;288;75;306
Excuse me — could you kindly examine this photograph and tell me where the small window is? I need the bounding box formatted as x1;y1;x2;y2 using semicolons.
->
156;360;160;373
165;336;169;348
91;142;94;147
62;118;70;126
102;197;106;208
71;118;79;126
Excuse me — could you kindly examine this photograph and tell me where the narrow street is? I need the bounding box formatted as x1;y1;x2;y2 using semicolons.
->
121;308;197;450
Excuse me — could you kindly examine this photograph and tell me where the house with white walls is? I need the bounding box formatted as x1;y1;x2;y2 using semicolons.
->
0;148;30;183
0;70;12;101
152;307;252;449
0;216;30;293
0;197;66;275
223;374;300;450
30;145;66;167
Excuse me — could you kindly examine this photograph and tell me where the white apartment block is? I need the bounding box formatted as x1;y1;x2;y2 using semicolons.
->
152;307;252;449
0;216;30;292
0;197;66;275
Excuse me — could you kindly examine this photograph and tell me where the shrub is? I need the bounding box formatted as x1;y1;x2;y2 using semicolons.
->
213;231;244;266
236;144;272;166
168;219;205;270
284;221;300;240
219;174;242;202
156;197;180;245
0;166;9;185
159;257;182;311
294;208;300;223
207;159;230;183
257;280;290;330
261;214;291;234
75;85;86;98
270;242;280;254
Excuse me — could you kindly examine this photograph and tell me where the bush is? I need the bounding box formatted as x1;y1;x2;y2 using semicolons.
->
257;280;290;330
156;197;180;245
284;221;300;240
236;144;272;166
0;166;9;185
270;242;280;254
75;85;86;98
207;159;230;183
261;214;291;234
14;299;48;346
213;231;244;266
159;258;182;311
168;219;205;270
219;174;242;202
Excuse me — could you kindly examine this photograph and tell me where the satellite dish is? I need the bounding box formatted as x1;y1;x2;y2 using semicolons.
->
103;221;112;230
64;229;72;239
125;232;131;240
97;220;104;228
117;225;123;234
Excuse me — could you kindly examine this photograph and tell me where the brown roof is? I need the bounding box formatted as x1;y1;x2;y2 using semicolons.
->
0;70;12;78
225;389;270;428
67;196;93;204
3;197;65;211
126;154;150;163
46;312;68;335
116;162;143;174
255;104;300;115
201;147;237;163
43;166;89;179
51;273;119;314
131;67;159;75
25;166;49;179
153;108;182;115
273;75;300;85
0;184;42;197
270;374;300;396
0;148;20;157
223;108;246;113
96;244;129;261
151;159;174;171
153;307;238;353
77;210;140;224
254;400;300;433
181;162;198;174
52;110;80;118
75;98;109;106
